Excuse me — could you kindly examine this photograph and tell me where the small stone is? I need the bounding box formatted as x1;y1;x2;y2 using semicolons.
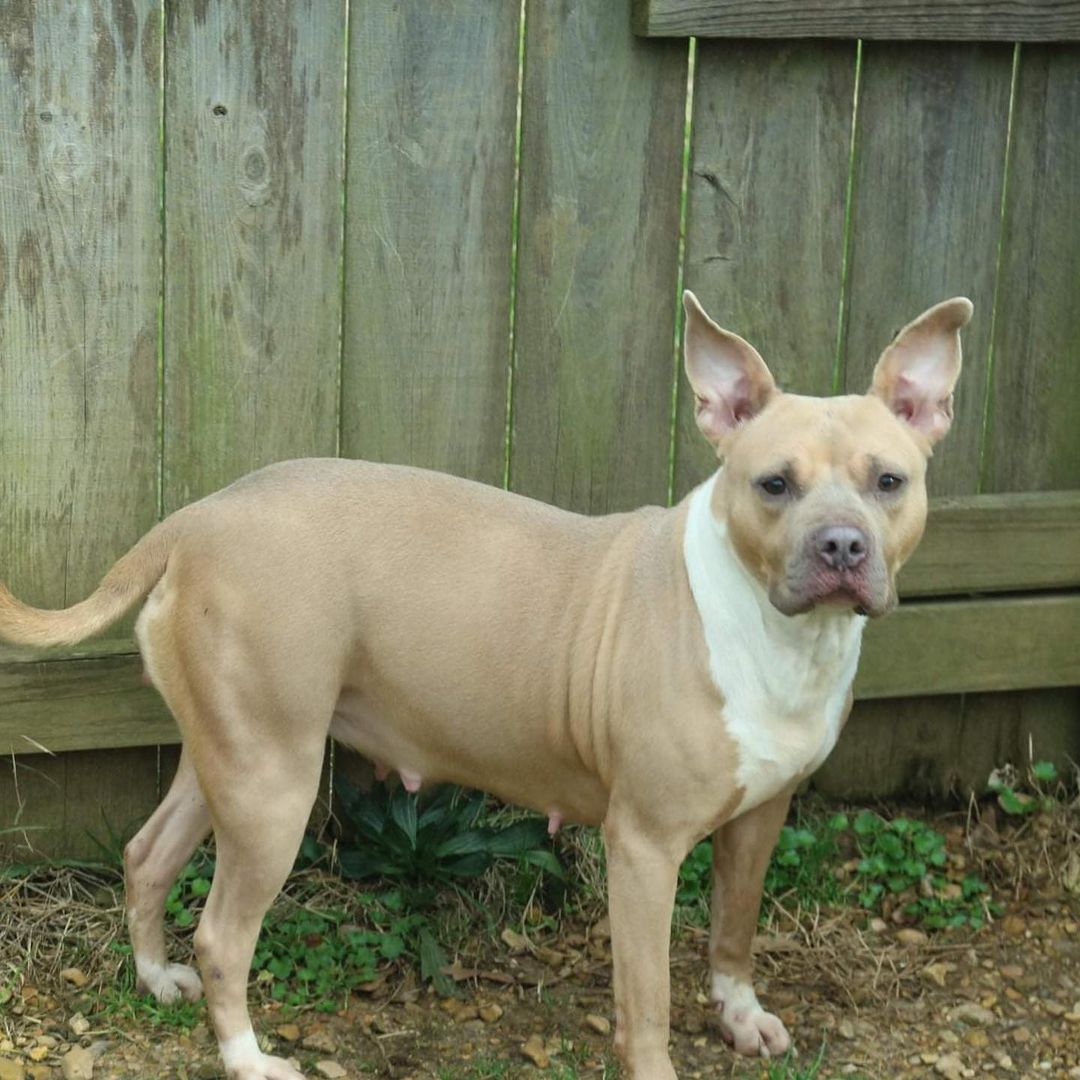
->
25;1051;48;1065
302;1031;336;1054
478;1004;503;1024
1000;964;1024;978
0;1060;25;1080
896;928;929;947
1010;1027;1031;1044
585;1014;611;1035
61;1046;95;1080
935;1052;965;1080
948;1003;996;1026
1002;915;1026;938
68;1015;90;1038
501;928;529;953
1044;1000;1066;1016
275;1024;301;1042
965;1030;989;1048
838;1018;856;1040
869;917;888;933
314;1064;347;1079
521;1033;549;1068
59;969;88;989
33;1038;57;1051
923;962;955;988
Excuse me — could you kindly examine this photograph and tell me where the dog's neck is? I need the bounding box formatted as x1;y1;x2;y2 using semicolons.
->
682;471;865;811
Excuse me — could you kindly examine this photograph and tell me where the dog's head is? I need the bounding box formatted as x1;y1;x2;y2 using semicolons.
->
684;291;972;618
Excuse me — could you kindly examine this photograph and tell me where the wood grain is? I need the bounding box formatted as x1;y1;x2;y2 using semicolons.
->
839;42;1013;496
981;46;1080;494
341;1;520;485
899;491;1080;596
163;0;345;508
0;655;176;756
855;593;1080;698
0;1;164;851
511;0;687;513
634;0;1080;41
675;41;856;499
0;748;160;860
816;688;1080;797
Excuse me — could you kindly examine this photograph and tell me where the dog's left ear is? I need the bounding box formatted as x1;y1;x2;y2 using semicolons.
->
869;297;973;445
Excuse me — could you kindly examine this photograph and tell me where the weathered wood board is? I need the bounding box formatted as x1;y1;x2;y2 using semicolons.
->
981;45;1080;495
511;0;687;512
163;0;346;508
0;1;164;855
899;491;1080;596
675;40;857;499
634;0;1080;41
341;1;520;486
840;42;1013;496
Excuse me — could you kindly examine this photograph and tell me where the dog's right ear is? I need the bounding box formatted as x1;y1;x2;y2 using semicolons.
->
683;291;777;447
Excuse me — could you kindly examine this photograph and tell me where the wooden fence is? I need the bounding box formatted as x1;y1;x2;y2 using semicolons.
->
1;0;1077;858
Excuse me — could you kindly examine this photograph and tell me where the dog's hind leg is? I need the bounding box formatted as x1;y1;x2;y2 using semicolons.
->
190;727;326;1080
124;746;211;1003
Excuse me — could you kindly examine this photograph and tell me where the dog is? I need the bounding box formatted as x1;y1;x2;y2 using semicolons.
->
0;291;971;1079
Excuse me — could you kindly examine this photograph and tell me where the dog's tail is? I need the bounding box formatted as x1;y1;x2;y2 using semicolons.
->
0;513;185;648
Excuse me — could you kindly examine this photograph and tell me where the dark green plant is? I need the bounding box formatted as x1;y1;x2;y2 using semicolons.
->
252;896;423;1011
334;779;563;893
851;811;999;930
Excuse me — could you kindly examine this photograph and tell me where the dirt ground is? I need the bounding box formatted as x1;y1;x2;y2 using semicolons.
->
2;802;1078;1080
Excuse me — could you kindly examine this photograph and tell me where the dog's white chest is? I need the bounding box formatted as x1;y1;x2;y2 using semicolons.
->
683;476;865;815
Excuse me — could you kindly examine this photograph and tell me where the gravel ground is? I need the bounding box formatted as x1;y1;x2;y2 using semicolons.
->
2;800;1077;1079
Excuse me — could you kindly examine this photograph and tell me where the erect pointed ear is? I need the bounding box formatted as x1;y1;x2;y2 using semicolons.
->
683;290;777;447
869;297;973;445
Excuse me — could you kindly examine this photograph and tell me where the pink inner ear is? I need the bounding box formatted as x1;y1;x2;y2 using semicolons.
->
892;375;947;437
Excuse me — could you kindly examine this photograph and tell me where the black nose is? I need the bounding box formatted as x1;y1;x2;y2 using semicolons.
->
814;525;868;571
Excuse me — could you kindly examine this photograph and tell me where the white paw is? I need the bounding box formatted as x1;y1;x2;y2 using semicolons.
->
712;973;792;1058
227;1055;306;1080
222;1030;307;1080
135;958;203;1003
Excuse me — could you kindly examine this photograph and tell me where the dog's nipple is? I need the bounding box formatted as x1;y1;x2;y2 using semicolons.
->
400;769;422;794
547;811;563;836
374;762;389;783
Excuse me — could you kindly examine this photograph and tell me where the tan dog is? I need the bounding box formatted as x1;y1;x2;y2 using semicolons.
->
0;291;971;1079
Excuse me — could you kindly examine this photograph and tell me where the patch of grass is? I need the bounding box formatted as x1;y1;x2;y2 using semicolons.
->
851;811;1000;930
676;805;1000;933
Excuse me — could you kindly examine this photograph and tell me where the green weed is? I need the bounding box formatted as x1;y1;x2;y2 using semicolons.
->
334;780;564;897
676;807;1000;933
989;759;1059;816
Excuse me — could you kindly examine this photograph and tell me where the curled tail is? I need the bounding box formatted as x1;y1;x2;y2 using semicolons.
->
0;515;184;648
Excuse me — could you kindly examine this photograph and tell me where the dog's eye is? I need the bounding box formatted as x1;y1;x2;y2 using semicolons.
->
759;475;788;497
878;473;905;492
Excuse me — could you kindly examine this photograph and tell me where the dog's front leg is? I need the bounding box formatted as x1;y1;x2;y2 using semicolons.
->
709;786;795;1058
603;812;682;1079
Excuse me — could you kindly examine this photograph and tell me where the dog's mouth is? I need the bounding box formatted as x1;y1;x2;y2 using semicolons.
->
770;568;889;619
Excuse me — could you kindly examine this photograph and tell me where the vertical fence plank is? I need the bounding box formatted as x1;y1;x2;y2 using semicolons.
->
973;43;1080;793
163;0;345;509
341;2;520;485
831;44;1014;793
982;46;1080;494
840;43;1013;497
511;0;686;513
675;42;856;500
0;1;162;856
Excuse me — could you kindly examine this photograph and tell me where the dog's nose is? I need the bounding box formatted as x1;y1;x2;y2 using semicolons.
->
814;525;868;571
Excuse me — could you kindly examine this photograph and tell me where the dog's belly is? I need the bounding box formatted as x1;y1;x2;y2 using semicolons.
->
328;690;610;827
